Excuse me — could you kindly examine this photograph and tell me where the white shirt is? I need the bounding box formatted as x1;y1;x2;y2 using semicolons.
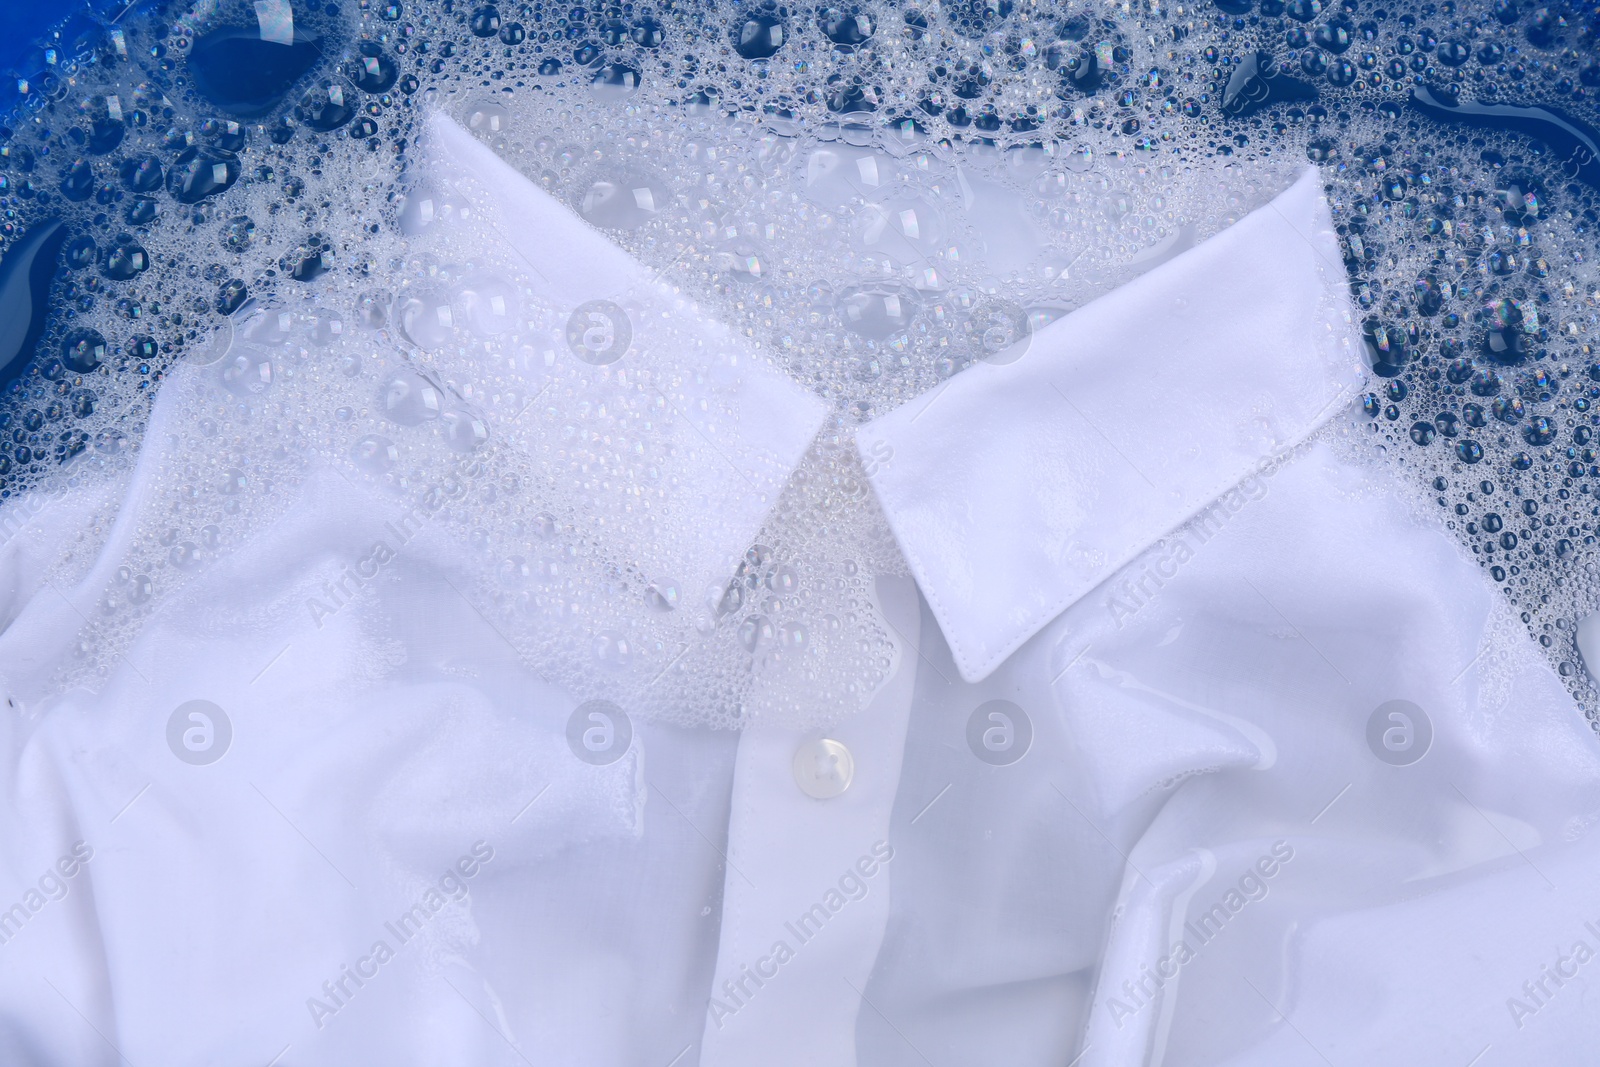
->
0;118;1596;1067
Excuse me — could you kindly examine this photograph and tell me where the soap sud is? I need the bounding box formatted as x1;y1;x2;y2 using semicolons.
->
2;0;1599;730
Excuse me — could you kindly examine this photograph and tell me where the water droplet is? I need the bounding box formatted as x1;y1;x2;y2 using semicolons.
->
646;578;682;611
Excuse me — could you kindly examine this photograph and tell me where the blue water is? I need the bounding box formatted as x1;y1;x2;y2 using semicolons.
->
0;0;94;82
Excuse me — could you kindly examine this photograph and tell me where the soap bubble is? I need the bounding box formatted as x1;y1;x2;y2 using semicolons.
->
219;347;274;397
440;408;490;452
61;330;107;373
396;290;456;350
465;100;510;134
351;434;399;474
303;308;346;347
379;370;444;425
592;629;634;668
738;614;774;652
968;299;1032;365
456;274;519;337
10;0;1598;732
859;196;947;265
397;188;461;236
837;285;920;340
645;579;682;611
578;171;671;229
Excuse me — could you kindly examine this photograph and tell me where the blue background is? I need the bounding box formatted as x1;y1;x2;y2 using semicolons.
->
1;0;97;83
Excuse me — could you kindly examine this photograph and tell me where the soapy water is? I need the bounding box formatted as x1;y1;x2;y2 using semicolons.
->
0;0;1597;728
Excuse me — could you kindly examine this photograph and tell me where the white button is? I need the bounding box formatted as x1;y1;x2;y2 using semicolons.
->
793;738;854;799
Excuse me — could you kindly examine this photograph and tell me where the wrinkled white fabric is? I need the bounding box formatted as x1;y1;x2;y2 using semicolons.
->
854;170;1600;1065
859;437;1600;1065
0;140;1596;1067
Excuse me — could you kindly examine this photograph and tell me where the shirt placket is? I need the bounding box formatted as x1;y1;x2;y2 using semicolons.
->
698;574;921;1066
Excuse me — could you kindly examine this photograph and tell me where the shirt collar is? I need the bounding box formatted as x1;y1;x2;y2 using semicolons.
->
424;127;1366;690
858;167;1369;683
422;114;828;614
